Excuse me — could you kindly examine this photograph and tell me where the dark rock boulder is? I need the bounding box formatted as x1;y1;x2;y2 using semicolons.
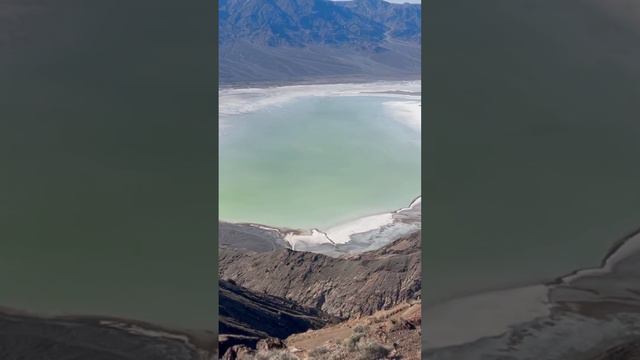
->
221;345;254;360
256;337;286;352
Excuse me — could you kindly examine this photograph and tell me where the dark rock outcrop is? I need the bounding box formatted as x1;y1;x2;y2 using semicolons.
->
256;337;286;352
218;335;260;360
219;280;332;339
220;344;254;360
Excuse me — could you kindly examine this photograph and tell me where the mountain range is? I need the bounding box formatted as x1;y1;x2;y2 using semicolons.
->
219;0;421;84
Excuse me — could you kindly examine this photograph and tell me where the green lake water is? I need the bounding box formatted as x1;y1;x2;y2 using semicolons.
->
219;96;421;229
424;0;640;304
0;1;217;330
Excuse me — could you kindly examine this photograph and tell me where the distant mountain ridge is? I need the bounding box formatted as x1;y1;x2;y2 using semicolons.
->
219;0;419;47
219;0;421;84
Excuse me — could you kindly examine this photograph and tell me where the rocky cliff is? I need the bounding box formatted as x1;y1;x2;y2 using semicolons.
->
219;230;421;319
219;279;333;339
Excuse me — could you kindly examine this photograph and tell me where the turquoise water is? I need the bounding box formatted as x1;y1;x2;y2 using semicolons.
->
0;1;217;330
424;1;640;306
219;96;421;229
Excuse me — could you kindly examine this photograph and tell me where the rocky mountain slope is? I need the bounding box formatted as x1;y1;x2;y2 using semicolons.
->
286;301;421;360
219;280;336;356
219;0;421;84
222;301;421;360
219;279;333;339
219;230;421;319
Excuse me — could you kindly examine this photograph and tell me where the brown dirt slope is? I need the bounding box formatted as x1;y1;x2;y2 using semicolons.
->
219;230;421;319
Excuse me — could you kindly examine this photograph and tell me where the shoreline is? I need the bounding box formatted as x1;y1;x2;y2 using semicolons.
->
218;74;421;90
219;80;421;120
554;226;640;284
219;195;422;254
425;225;640;358
0;305;215;345
0;306;217;359
219;81;422;239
